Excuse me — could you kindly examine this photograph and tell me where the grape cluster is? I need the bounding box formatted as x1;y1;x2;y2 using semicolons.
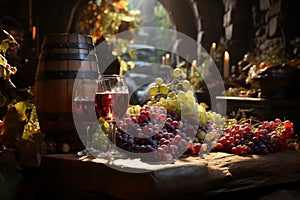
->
115;104;191;162
213;118;297;155
92;67;226;162
110;68;225;161
119;104;167;138
91;128;110;152
189;122;223;156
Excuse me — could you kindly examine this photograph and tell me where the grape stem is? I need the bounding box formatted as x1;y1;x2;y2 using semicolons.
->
238;117;264;126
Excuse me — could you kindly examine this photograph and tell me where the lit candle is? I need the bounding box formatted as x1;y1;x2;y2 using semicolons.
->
224;51;230;80
191;59;197;77
165;53;170;66
32;25;36;40
210;42;216;58
162;56;166;65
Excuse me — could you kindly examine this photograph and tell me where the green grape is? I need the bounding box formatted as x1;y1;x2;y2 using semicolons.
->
172;99;181;110
159;97;166;106
155;77;164;86
167;91;176;99
201;143;208;151
159;84;169;94
164;100;172;110
92;130;109;151
211;141;218;148
127;105;141;114
205;133;215;141
179;121;183;128
127;107;134;114
177;91;186;102
186;95;196;103
185;90;194;99
186;101;195;108
182;80;191;90
149;85;159;96
172;68;182;78
198;131;206;140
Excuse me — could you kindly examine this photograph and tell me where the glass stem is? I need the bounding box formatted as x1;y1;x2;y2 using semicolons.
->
86;122;96;154
110;121;117;152
86;125;91;151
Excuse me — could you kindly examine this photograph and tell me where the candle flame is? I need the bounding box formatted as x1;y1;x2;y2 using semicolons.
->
224;51;229;59
212;42;216;49
32;26;36;40
192;59;197;67
162;56;166;65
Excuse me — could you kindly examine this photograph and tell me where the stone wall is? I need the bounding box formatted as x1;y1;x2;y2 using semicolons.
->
252;0;284;56
252;0;300;57
221;0;299;65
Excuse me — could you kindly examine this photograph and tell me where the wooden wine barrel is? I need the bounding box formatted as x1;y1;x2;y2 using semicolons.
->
34;33;99;152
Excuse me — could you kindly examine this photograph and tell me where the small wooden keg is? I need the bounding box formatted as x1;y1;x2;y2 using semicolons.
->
34;33;99;151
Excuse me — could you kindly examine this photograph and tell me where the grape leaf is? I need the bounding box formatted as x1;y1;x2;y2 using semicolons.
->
0;41;9;55
0;30;19;56
0;54;8;67
13;101;32;122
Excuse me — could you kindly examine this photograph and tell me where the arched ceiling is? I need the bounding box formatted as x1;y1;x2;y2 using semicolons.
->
159;0;198;40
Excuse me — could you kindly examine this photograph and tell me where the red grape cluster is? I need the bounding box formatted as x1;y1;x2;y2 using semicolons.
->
114;104;224;162
115;105;193;162
213;118;297;156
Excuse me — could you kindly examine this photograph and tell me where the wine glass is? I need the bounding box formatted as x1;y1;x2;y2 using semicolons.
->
95;75;129;158
73;78;98;157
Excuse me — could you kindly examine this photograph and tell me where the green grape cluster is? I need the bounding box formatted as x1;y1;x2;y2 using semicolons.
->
148;68;224;126
91;123;110;152
149;77;169;96
149;69;196;111
146;68;225;151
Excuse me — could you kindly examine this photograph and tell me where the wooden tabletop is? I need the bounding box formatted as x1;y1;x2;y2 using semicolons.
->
38;150;300;200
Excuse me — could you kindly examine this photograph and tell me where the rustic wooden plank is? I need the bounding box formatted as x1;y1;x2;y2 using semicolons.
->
38;151;300;199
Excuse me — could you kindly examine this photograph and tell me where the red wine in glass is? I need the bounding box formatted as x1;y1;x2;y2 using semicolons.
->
95;75;129;158
73;99;96;123
95;92;129;122
73;98;98;156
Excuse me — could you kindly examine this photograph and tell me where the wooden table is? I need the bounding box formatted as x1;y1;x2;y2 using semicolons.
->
37;151;300;200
